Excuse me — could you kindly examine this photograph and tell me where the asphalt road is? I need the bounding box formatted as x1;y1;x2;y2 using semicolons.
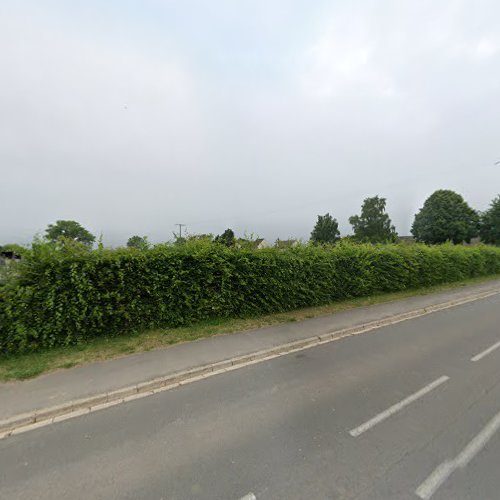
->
1;294;500;500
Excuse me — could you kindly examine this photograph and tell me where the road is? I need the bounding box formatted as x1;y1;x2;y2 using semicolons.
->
1;294;500;499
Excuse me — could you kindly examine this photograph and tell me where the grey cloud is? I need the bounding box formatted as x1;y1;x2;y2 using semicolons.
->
1;0;499;245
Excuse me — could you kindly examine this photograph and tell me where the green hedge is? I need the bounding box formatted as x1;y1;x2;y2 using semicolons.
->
1;242;500;353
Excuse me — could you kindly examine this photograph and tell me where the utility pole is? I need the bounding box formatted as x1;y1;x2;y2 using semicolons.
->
175;224;186;239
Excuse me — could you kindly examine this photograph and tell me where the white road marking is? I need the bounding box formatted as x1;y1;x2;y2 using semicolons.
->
349;376;449;437
471;340;500;362
416;408;500;499
239;493;256;500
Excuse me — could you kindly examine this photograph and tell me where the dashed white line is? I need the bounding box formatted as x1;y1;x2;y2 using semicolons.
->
349;376;449;437
238;493;256;500
471;340;500;362
416;408;500;499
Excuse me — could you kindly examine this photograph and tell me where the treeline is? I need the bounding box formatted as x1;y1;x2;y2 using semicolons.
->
109;190;500;248
103;190;500;249
1;189;498;255
310;190;500;246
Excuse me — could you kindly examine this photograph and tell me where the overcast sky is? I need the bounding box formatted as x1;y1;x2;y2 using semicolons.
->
1;0;499;245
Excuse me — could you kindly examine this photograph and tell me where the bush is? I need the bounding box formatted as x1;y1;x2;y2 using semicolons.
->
1;241;500;353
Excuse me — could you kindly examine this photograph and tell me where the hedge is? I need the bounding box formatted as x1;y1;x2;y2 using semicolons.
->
1;242;500;353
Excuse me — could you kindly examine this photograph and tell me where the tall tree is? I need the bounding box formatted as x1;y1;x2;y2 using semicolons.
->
310;213;340;245
411;190;479;244
480;195;500;245
214;228;235;247
127;235;150;250
349;196;397;243
45;220;95;247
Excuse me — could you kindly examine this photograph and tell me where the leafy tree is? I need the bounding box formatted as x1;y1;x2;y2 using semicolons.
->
127;235;150;250
310;213;340;245
349;196;398;243
480;195;500;245
45;220;96;247
411;190;479;244
214;228;235;247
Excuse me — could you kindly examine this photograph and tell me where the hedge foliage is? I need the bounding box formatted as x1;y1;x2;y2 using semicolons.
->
1;242;500;353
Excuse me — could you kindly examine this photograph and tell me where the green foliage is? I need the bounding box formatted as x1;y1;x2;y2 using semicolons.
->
186;234;214;243
480;195;500;245
349;196;398;243
275;239;300;249
0;244;30;285
1;241;500;354
45;220;95;247
0;243;30;258
310;213;340;245
173;234;214;246
127;235;150;250
214;228;235;247
411;190;479;244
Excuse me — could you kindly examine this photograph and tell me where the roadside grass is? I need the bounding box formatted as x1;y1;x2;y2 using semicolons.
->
1;274;499;383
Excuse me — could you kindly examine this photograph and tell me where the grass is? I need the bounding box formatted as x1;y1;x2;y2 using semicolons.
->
1;274;499;383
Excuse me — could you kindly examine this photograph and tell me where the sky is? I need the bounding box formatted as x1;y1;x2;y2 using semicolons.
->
1;0;499;246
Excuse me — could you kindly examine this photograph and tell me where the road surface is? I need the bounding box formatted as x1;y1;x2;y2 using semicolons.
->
1;294;500;499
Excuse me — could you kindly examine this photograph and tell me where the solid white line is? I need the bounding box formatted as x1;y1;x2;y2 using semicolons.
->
416;408;500;499
471;340;500;362
238;494;256;500
349;376;449;437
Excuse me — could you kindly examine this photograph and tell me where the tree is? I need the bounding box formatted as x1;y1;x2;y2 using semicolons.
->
45;220;96;247
411;190;479;244
310;213;340;245
480;195;500;245
127;235;150;250
214;228;235;247
349;196;398;243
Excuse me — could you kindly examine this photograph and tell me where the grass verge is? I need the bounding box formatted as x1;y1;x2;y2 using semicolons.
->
1;274;499;383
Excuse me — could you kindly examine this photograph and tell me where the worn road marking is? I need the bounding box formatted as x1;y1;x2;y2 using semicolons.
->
416;408;500;499
238;493;256;500
349;376;449;437
471;340;500;362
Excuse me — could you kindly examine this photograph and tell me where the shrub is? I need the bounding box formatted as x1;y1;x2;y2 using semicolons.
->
1;241;500;353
